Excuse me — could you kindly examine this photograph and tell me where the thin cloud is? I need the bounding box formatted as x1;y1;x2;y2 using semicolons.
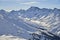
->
21;2;39;5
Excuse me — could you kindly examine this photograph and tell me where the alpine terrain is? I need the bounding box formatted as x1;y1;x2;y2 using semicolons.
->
0;7;60;40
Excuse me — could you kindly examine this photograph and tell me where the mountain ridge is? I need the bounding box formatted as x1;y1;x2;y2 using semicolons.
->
0;6;60;40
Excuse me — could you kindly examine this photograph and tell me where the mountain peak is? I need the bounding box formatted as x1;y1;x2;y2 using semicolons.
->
30;6;40;9
0;9;6;12
27;6;40;11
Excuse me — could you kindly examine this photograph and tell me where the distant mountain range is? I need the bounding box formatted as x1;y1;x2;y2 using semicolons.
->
0;6;60;40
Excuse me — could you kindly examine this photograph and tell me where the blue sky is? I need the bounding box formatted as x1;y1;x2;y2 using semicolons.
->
0;0;60;11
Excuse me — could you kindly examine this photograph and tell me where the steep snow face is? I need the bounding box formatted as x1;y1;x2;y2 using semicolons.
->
23;13;60;31
0;7;60;39
27;13;60;34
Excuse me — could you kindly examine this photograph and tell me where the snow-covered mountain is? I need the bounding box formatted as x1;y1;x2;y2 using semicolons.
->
0;7;60;40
